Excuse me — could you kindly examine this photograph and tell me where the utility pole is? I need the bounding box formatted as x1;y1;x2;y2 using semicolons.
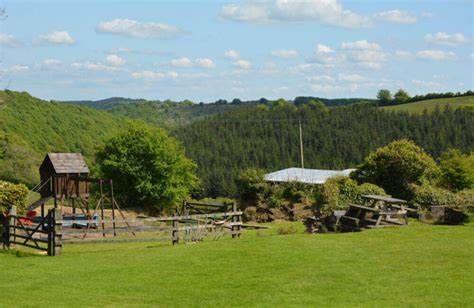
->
299;119;304;168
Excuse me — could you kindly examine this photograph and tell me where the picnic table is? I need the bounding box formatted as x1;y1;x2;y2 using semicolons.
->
363;194;417;215
338;195;410;231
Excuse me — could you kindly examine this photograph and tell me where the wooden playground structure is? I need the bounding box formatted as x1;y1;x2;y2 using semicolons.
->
1;153;243;256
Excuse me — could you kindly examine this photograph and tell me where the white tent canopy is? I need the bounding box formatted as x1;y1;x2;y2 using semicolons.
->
264;167;356;185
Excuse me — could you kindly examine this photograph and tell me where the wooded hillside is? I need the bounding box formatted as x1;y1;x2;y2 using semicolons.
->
0;91;124;185
173;102;474;197
65;96;376;127
1;91;473;198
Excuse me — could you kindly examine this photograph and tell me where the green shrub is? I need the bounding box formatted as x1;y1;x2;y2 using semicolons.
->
439;149;474;192
411;184;474;212
456;189;474;213
0;180;28;213
276;224;298;235
356;183;387;203
353;139;440;199
316;176;386;215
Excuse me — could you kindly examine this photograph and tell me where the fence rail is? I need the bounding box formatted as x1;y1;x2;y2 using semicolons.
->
1;204;243;255
1;206;62;256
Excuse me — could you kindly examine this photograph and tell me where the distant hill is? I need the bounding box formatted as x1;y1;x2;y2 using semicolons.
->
65;97;148;110
64;96;376;127
382;96;474;113
0;90;124;186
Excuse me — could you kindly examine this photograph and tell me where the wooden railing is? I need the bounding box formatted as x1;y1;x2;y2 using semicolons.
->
1;206;62;256
1;203;243;256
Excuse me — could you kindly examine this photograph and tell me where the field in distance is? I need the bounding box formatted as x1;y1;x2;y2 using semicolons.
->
1;220;473;306
382;95;474;113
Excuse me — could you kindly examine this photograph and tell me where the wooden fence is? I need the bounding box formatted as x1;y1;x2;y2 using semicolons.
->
1;206;62;256
1;203;243;256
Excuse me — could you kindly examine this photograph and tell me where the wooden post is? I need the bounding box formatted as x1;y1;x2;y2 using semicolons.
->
40;202;45;231
54;208;62;256
9;205;16;245
110;179;117;237
1;213;9;249
47;208;62;256
232;203;238;238
172;219;179;245
100;180;105;237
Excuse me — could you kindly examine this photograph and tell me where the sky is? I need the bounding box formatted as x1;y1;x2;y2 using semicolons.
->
0;0;472;102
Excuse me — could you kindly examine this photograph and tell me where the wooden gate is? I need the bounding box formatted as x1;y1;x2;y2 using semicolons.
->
1;206;62;256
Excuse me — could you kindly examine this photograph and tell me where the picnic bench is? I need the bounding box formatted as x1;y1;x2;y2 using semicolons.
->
338;195;410;231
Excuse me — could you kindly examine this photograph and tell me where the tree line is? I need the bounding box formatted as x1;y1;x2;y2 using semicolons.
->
377;89;473;106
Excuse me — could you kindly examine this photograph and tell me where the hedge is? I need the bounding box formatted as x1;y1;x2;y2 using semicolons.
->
0;180;28;213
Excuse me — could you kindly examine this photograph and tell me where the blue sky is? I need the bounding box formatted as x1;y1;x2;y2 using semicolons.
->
0;0;472;102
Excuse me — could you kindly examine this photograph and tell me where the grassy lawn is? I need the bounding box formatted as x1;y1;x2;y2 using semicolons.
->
382;95;474;114
1;220;473;307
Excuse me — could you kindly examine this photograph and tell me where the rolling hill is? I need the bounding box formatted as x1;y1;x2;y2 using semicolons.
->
0;90;125;186
65;96;376;127
382;95;474;113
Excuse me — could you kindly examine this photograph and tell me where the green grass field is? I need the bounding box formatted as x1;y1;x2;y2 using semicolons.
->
382;95;474;114
1;221;473;307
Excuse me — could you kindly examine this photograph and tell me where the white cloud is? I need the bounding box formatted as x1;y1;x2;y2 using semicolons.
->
417;50;455;60
374;10;417;24
338;73;365;82
131;70;165;80
96;19;185;39
38;31;75;45
195;58;215;68
71;61;116;71
221;3;268;23
341;40;381;50
225;49;240;60
5;64;30;73
271;49;299;58
290;63;317;73
234;59;252;70
220;0;371;28
308;75;335;83
316;44;334;53
169;57;215;69
261;61;279;75
42;59;61;66
0;33;20;47
171;57;193;68
167;71;179;79
106;54;126;66
341;40;387;69
424;32;468;46
37;59;62;70
310;43;344;64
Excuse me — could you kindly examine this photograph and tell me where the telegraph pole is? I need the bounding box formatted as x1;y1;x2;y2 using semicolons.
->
299;119;304;168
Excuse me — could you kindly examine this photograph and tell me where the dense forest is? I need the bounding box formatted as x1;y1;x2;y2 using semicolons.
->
173;102;474;197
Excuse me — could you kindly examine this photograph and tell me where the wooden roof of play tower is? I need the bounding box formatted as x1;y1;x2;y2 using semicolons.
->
40;153;90;175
